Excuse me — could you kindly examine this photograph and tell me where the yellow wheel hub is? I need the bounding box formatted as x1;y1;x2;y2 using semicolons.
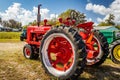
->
118;49;120;57
113;45;120;60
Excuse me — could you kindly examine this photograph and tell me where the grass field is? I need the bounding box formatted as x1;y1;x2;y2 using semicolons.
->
0;39;20;42
0;32;21;42
0;42;120;80
0;32;20;39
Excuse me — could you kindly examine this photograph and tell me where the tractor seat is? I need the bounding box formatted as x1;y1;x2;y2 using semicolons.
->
77;22;94;28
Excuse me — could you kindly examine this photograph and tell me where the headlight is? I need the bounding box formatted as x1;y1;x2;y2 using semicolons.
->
115;31;120;38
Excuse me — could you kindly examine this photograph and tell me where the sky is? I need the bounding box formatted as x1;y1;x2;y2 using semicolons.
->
0;0;119;26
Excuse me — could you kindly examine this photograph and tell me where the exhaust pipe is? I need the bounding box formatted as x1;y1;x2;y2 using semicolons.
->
37;4;42;27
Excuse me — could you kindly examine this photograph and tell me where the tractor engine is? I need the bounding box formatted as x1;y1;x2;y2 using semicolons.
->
26;25;51;46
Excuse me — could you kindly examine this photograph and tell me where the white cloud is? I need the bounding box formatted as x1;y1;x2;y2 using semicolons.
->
0;3;57;26
86;0;120;24
49;14;58;20
97;17;103;22
86;3;111;15
87;18;92;21
93;22;98;26
103;14;109;21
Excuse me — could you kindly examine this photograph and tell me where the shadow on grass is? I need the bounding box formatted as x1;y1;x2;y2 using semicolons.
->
78;65;120;80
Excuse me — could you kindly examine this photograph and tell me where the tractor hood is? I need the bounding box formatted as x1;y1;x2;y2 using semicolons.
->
27;26;51;34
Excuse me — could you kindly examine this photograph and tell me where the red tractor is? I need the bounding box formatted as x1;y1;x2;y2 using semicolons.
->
23;5;109;79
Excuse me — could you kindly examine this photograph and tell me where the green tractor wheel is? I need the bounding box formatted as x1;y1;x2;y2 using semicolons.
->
110;40;120;64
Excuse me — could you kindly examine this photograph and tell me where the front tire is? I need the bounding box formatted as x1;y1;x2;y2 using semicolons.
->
40;26;87;79
20;36;24;41
23;44;39;59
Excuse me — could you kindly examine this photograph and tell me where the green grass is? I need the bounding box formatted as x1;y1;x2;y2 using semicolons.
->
0;32;21;42
0;32;21;39
0;39;20;42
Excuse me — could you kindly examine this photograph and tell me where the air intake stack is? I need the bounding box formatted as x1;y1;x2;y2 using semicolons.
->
37;4;42;27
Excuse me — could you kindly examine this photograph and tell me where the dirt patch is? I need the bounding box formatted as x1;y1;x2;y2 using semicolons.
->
0;42;50;80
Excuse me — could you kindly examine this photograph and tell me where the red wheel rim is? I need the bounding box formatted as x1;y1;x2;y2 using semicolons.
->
25;48;30;56
47;37;74;71
86;36;100;60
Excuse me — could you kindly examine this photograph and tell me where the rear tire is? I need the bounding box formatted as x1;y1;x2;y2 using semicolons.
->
110;40;120;64
86;30;109;66
93;30;109;66
40;26;87;79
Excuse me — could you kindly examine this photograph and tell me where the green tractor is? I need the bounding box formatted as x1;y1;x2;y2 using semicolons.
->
20;29;27;41
110;30;120;64
97;26;120;64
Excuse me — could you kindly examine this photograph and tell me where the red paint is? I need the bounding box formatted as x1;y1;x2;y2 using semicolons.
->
76;22;100;61
26;25;51;46
25;48;30;56
47;37;74;71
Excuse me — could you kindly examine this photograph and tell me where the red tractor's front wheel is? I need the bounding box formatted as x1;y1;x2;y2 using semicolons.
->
23;44;39;59
40;26;87;79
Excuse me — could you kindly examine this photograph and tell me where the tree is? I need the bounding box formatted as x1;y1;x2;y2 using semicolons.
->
2;20;9;27
22;25;28;29
105;14;115;25
0;19;22;29
59;9;86;25
70;10;86;24
9;19;16;28
115;25;120;29
98;22;111;26
28;20;37;26
8;19;22;28
98;14;115;26
59;9;71;20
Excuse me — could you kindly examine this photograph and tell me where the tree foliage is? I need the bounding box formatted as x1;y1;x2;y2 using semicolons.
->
58;9;71;20
22;25;28;29
0;18;22;29
98;22;112;26
98;14;115;26
70;9;86;24
105;14;115;25
115;25;120;29
8;19;22;28
28;20;37;26
59;9;86;25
